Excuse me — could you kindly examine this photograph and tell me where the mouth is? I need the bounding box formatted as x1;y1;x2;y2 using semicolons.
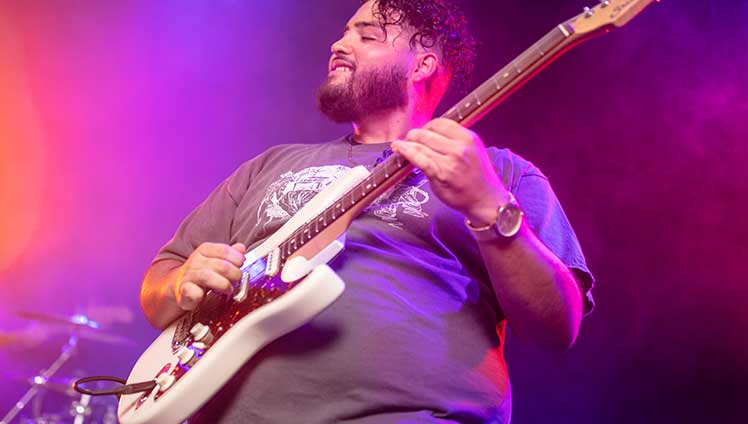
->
329;59;355;75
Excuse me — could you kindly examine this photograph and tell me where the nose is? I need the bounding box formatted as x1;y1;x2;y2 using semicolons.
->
330;36;351;55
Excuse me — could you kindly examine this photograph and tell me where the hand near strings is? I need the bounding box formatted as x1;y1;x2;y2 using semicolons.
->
174;242;247;310
392;118;510;226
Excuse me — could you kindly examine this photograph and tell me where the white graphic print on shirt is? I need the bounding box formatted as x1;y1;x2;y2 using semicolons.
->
254;165;430;230
364;177;430;228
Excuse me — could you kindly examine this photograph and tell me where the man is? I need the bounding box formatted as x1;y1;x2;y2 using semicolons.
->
140;0;594;422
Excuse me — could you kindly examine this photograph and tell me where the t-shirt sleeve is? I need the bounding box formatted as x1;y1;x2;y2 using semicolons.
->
152;163;251;264
514;173;596;315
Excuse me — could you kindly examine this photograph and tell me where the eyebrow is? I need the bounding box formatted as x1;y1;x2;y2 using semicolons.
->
344;21;382;33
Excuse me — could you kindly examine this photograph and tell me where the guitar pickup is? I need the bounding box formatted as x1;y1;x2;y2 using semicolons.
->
265;247;280;277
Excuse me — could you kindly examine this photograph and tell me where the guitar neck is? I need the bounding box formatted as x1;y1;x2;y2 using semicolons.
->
278;0;655;260
443;21;580;127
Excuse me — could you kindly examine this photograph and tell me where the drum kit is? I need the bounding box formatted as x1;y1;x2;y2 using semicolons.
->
0;307;135;424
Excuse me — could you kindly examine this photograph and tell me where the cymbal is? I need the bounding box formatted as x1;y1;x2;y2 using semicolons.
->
15;310;136;346
16;310;101;330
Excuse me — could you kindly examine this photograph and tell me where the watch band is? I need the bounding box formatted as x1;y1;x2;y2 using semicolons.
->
465;192;524;241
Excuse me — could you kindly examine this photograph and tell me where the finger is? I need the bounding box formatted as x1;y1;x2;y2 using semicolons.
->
231;243;247;255
206;258;243;282
198;242;245;267
404;128;456;155
185;267;233;294
423;118;471;140
392;140;447;180
177;282;205;310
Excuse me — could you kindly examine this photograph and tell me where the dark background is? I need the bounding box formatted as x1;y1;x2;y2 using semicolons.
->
1;0;746;422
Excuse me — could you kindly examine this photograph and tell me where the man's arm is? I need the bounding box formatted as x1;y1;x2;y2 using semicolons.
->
140;242;247;330
393;118;583;351
474;223;583;351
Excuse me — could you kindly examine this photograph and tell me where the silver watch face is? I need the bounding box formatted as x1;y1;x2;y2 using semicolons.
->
497;204;524;237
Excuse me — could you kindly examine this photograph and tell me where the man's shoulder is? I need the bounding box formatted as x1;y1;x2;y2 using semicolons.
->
486;147;546;191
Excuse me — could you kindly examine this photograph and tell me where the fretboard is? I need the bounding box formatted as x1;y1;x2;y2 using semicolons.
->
278;151;412;262
443;23;574;126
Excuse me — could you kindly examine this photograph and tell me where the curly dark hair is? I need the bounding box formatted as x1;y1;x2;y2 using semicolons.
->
362;0;477;92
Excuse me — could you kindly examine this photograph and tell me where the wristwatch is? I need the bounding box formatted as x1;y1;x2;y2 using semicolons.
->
465;192;525;241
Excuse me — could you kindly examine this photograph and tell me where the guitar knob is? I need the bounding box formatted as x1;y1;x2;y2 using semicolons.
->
189;322;214;344
176;346;197;367
155;373;176;392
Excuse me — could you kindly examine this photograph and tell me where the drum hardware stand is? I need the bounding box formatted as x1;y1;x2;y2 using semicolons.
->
0;330;79;424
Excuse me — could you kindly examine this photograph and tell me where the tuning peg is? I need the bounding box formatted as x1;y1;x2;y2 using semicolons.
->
583;6;594;17
600;0;610;7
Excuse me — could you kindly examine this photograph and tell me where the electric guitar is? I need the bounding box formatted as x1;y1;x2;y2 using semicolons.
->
119;1;656;422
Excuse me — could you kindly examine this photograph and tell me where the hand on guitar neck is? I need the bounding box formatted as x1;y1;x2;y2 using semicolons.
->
392;118;509;227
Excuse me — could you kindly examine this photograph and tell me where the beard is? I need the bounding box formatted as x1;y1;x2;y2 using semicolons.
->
316;63;409;124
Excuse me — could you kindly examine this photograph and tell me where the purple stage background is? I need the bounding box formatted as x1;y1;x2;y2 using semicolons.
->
1;0;746;422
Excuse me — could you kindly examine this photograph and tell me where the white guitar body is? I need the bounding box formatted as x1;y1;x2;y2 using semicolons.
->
118;166;371;424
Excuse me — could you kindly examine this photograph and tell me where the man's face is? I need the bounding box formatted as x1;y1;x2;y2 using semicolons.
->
316;1;415;123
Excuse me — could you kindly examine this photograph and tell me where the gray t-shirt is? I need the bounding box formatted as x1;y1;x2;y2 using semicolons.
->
155;137;594;424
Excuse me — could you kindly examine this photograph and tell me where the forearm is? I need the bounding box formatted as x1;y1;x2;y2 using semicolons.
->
478;222;583;351
140;259;186;330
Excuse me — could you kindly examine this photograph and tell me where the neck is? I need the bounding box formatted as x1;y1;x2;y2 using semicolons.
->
351;102;433;144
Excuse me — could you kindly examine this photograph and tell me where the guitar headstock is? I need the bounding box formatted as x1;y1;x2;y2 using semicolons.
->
569;0;657;36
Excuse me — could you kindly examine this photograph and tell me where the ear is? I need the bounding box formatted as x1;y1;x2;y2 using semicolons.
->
412;52;440;83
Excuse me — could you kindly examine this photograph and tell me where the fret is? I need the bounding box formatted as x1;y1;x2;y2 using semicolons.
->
472;91;482;106
491;75;501;91
534;43;545;57
372;169;381;186
475;83;496;104
512;61;522;75
516;56;532;73
377;166;387;184
444;107;457;121
383;157;390;178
